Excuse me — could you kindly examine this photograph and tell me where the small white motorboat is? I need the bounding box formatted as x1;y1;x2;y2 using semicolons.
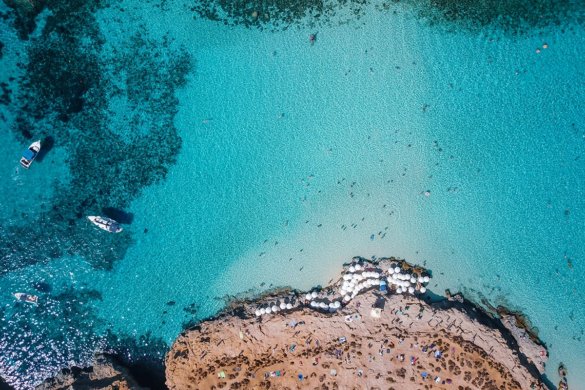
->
13;293;39;305
87;216;123;233
20;140;41;169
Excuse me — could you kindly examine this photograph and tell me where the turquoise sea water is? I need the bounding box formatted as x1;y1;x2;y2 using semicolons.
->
1;0;584;388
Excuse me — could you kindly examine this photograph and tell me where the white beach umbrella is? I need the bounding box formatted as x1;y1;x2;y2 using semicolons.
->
286;303;293;309
388;267;395;274
396;287;403;293
410;277;416;283
343;274;351;281
272;306;279;312
343;295;351;302
423;276;430;283
329;302;336;308
260;308;266;315
392;273;398;280
394;267;401;273
311;291;319;299
355;264;362;271
334;301;341;308
255;310;261;316
408;287;415;294
280;303;287;310
418;276;424;283
305;293;312;301
420;287;427;293
319;302;328;309
348;266;355;273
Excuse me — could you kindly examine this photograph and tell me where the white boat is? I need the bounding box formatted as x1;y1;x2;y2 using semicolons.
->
87;216;123;233
20;140;41;169
13;293;39;305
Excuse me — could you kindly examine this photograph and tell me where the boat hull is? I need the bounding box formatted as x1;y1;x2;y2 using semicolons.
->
20;140;41;169
13;293;39;305
88;216;123;233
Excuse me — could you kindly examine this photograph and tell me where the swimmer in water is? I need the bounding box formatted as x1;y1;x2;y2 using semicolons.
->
309;33;317;45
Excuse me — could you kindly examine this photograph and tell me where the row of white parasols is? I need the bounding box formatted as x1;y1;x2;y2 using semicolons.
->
388;265;430;294
255;301;295;317
309;299;342;311
254;263;432;317
339;270;383;302
304;291;343;312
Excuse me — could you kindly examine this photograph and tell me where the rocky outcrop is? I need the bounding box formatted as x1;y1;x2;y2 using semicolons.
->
500;313;547;373
35;354;146;390
165;258;547;390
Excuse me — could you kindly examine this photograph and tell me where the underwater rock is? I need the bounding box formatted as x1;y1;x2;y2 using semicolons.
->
35;354;146;390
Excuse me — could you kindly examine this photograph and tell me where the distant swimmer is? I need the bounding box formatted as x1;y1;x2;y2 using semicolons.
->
309;33;317;45
202;118;213;124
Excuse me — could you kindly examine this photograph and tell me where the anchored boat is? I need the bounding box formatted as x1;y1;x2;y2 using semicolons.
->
87;216;123;233
13;293;39;305
20;140;41;169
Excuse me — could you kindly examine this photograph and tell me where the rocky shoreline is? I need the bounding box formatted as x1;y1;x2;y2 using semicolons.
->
34;354;145;390
165;257;549;390
33;257;551;390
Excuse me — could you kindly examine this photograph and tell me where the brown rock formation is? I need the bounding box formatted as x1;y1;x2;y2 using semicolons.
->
165;259;547;390
35;354;146;390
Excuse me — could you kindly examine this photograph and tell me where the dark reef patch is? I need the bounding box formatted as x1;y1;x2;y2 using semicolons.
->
102;207;134;225
1;0;192;276
0;376;13;390
189;0;585;34
190;0;370;29
33;280;52;293
105;331;169;390
33;135;54;162
2;0;47;39
0;81;10;105
399;0;585;34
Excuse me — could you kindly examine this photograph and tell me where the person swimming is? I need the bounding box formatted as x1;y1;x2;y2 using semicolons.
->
309;33;317;45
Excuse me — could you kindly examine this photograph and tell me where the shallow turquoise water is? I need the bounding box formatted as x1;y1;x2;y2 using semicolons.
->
1;0;584;388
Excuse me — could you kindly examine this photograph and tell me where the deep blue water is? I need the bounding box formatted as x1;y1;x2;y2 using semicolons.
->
1;0;584;388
